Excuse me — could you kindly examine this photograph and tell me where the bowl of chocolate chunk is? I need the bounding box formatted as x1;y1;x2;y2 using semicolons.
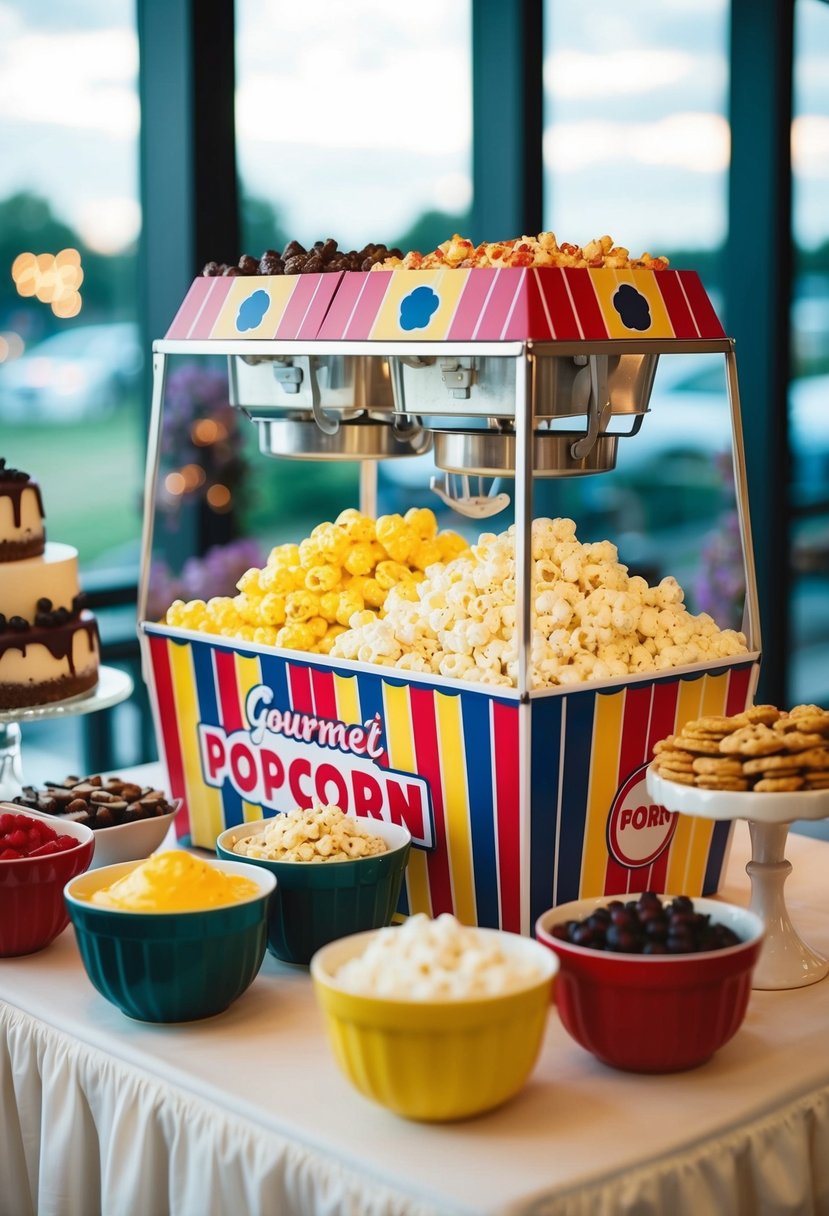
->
13;774;179;867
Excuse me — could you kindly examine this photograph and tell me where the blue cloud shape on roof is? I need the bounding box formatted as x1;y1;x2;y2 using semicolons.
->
612;284;651;332
399;285;440;332
236;289;271;332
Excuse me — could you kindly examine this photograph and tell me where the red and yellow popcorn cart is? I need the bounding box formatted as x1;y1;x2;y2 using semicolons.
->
138;262;760;934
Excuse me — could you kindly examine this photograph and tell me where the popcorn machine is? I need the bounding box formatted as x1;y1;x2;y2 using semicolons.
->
138;262;760;934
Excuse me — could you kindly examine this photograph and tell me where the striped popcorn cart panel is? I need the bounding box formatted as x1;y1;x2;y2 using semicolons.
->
142;625;758;934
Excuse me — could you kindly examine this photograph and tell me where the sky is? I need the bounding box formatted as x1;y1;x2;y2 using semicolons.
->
0;0;827;257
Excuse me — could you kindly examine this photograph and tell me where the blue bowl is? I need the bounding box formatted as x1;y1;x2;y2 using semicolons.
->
64;857;276;1022
216;818;411;966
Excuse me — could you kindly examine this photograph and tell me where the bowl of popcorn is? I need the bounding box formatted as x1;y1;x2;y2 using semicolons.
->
216;804;411;966
13;774;179;868
64;851;275;1022
0;804;95;956
535;893;764;1073
311;913;558;1121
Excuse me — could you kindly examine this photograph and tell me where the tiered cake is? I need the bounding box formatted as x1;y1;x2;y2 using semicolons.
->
0;459;100;708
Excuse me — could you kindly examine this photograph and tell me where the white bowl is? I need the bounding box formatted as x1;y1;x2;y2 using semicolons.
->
90;807;178;868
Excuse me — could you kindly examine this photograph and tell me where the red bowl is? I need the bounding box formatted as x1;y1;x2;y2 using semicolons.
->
0;803;95;956
535;895;764;1073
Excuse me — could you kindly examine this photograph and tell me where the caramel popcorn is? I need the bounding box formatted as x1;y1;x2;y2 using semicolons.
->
373;232;669;272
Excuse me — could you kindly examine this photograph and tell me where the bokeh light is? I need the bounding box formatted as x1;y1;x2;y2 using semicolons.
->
11;248;84;316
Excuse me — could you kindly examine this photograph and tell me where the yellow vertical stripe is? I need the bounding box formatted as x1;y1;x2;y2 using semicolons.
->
234;653;264;822
169;641;224;848
382;683;432;916
333;672;361;725
581;690;625;895
665;811;696;893
674;678;705;734
699;671;730;717
435;692;475;924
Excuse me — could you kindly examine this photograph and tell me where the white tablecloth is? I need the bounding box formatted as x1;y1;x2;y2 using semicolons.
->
3;765;829;1216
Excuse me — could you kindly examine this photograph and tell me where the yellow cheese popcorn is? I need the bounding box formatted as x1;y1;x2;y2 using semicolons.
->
162;510;469;660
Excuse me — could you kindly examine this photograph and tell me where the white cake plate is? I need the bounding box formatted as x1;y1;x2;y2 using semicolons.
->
0;666;134;801
647;767;829;990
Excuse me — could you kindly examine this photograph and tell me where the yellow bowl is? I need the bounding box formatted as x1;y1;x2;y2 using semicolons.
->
311;927;558;1121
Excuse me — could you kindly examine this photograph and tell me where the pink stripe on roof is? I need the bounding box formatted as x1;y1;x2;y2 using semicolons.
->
447;269;499;340
474;270;527;340
346;271;393;338
317;273;366;338
166;279;211;338
297;273;342;338
190;277;229;338
275;275;318;339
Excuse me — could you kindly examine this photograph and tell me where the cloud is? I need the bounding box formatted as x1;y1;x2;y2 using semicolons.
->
399;285;440;332
543;112;730;174
612;285;651;332
236;289;271;332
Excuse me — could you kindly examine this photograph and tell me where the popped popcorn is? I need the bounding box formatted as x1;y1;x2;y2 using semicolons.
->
228;804;388;863
331;517;748;689
333;913;546;1000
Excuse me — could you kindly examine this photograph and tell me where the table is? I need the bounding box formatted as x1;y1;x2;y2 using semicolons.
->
3;765;829;1216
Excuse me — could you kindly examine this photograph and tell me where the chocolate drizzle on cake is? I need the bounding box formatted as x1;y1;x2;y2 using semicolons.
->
0;458;45;531
0;611;99;674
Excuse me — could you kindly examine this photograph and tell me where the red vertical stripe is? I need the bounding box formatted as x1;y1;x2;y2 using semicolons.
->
288;663;314;713
148;635;189;839
654;272;699;339
447;269;498;340
310;667;338;720
536;269;581;339
492;701;522;932
565;269;610;338
409;687;454;916
677;271;726;338
725;663;755;715
647;679;681;756
214;649;243;731
603;685;652;895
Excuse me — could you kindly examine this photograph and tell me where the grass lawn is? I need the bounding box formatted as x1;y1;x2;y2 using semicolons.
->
4;409;144;566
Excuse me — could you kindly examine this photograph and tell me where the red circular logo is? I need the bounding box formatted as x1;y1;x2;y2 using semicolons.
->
606;761;678;867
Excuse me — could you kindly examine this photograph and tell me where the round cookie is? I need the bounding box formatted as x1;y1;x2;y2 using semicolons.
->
672;734;723;755
744;704;782;726
695;775;751;792
719;725;786;756
753;775;805;792
685;714;746;735
742;753;807;775
655;766;696;786
692;756;745;777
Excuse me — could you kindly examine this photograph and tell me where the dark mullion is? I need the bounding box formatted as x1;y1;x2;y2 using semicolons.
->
726;0;795;705
192;0;239;270
471;0;544;240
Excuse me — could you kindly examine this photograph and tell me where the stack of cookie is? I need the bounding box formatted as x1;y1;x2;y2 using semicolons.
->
651;704;829;792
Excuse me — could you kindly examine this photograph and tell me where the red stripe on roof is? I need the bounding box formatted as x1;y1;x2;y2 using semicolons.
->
564;269;609;339
677;271;726;338
535;269;581;339
654;272;700;339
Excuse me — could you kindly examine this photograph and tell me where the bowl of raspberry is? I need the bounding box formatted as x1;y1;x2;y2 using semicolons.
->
0;803;95;956
535;893;764;1073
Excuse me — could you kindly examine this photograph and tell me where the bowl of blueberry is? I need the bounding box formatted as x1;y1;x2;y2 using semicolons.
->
535;893;764;1073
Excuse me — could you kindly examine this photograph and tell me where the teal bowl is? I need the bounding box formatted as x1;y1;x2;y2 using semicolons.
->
64;858;276;1023
216;818;411;966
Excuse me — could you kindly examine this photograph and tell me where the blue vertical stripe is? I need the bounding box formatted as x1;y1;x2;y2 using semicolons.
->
258;652;291;715
554;688;596;904
528;694;563;927
355;670;389;761
192;641;243;828
702;820;735;894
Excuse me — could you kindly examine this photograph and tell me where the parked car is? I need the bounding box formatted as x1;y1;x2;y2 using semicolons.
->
0;322;143;423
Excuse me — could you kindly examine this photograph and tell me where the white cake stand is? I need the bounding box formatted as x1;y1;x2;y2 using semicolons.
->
0;666;134;802
647;767;829;990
